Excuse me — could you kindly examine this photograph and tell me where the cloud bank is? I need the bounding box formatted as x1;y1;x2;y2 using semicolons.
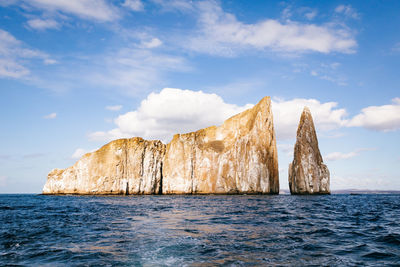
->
89;88;253;142
90;89;400;143
184;1;357;56
271;98;348;139
347;98;400;131
22;0;120;22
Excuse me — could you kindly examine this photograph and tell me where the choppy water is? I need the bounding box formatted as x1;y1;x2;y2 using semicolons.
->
1;194;400;266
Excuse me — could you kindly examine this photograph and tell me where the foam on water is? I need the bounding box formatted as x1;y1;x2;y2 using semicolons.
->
1;194;399;266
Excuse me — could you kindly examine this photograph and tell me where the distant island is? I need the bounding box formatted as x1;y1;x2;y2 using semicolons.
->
332;190;400;194
279;189;400;194
43;96;330;195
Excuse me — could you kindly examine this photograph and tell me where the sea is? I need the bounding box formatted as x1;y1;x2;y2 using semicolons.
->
1;194;399;266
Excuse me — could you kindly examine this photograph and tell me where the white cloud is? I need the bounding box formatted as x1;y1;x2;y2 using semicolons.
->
44;58;57;65
0;28;55;78
0;175;7;187
151;0;194;13
89;48;189;94
71;148;90;159
304;10;317;20
122;0;144;12
297;61;347;86
183;1;356;56
89;89;352;143
272;98;348;139
282;6;317;21
0;1;17;7
325;151;358;161
347;98;400;131
89;88;400;147
0;29;19;47
335;5;359;19
0;30;30;78
319;75;347;86
27;18;59;30
325;148;376;161
281;6;292;20
89;90;400;145
89;88;253;142
0;58;30;78
44;112;57;119
140;38;163;48
106;105;123;111
21;0;119;22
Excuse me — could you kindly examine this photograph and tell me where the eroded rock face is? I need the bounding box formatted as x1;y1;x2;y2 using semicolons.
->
43;96;279;194
163;96;279;194
288;107;330;195
43;138;165;194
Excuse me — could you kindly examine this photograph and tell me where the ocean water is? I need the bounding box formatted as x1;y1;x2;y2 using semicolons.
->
1;194;399;266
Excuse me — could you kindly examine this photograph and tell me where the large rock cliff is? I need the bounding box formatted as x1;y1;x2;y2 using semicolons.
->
163;96;279;194
43;138;165;194
43;96;279;195
288;107;330;195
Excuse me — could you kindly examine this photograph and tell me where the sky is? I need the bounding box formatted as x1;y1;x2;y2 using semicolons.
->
0;0;399;193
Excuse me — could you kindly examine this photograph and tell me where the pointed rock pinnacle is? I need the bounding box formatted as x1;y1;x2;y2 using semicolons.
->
288;106;330;194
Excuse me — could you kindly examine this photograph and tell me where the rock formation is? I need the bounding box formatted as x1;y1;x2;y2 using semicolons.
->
288;107;330;195
163;96;279;194
43;96;279;195
43;138;165;194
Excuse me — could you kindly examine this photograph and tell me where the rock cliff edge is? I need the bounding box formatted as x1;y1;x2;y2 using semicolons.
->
43;96;279;195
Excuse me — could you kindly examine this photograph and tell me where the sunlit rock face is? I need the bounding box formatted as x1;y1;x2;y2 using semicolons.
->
43;138;165;195
162;96;279;194
43;96;279;195
288;107;330;195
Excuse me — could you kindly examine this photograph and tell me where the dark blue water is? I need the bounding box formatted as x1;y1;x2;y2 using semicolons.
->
1;194;399;266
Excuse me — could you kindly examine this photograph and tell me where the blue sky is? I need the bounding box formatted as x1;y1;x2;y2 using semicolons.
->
0;0;399;193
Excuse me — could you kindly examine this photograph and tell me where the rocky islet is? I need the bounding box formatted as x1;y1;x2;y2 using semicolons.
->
288;107;330;194
43;97;329;195
43;96;280;195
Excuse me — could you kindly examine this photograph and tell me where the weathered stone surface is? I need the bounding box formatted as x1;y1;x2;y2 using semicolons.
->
43;138;165;194
162;96;279;194
43;96;279;195
288;107;330;195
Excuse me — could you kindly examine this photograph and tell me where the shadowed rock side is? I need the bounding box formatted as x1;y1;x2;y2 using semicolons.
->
43;96;279;195
43;138;165;194
288;107;330;195
163;96;279;194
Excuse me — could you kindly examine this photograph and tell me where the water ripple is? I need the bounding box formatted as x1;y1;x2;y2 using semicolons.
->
0;194;399;266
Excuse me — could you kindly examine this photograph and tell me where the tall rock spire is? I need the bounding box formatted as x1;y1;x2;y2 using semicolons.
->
288;107;330;194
